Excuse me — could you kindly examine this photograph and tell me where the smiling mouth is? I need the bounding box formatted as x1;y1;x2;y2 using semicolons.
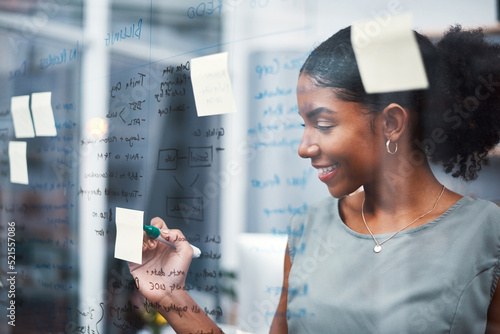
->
318;163;340;175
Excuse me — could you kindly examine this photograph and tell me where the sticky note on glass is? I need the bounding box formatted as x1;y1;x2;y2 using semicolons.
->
9;141;29;185
115;207;144;264
11;95;35;138
191;52;237;117
351;13;428;93
31;92;57;137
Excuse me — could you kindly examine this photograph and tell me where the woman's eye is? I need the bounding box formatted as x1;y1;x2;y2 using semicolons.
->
315;125;334;131
300;123;334;131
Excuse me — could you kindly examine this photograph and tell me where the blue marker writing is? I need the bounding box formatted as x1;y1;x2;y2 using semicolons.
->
143;224;201;258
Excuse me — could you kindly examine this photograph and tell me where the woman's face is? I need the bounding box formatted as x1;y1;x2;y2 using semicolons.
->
297;74;384;198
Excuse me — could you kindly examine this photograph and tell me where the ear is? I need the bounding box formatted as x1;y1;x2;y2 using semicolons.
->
381;103;409;142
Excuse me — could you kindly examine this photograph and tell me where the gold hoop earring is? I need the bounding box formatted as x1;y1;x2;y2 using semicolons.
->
386;139;397;154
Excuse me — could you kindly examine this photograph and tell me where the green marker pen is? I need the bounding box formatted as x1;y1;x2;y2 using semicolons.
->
143;224;201;258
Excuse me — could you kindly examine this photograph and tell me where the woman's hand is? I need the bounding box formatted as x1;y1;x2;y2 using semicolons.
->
128;217;194;306
128;218;223;333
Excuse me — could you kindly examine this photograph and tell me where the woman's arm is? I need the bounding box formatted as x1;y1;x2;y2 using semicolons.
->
486;282;500;333
128;217;223;334
269;245;291;334
154;290;223;334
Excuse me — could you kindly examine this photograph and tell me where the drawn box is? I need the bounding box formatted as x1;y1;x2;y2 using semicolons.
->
188;146;212;167
166;196;204;221
157;149;178;170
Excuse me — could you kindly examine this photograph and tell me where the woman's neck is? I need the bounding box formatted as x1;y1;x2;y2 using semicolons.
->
343;162;458;235
364;164;441;215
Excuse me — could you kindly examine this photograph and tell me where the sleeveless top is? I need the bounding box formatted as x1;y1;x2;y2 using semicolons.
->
287;196;500;333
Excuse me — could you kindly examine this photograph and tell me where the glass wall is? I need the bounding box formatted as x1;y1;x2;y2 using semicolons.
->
0;1;498;333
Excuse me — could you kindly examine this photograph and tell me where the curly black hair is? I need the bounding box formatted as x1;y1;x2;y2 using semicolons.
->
300;25;500;181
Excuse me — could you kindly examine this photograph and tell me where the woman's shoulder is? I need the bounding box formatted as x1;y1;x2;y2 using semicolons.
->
287;196;340;261
288;196;340;232
294;196;339;219
456;196;500;217
449;196;500;236
309;195;339;211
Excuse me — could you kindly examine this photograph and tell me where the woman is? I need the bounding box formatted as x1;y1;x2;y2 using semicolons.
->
129;25;500;333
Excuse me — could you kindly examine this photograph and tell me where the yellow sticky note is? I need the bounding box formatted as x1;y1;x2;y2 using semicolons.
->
31;92;57;137
191;52;237;117
11;95;35;138
114;207;144;264
9;141;29;185
351;13;428;93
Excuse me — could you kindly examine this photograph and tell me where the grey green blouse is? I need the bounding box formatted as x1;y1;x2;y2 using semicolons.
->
287;196;500;333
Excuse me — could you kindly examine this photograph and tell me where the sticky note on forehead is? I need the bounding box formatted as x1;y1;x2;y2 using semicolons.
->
351;13;428;93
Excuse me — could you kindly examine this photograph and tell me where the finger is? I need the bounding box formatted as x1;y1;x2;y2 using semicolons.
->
142;230;157;250
150;217;169;233
144;218;168;250
163;228;194;258
146;238;157;249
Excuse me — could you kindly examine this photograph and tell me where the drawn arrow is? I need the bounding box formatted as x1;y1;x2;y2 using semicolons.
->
189;174;199;187
172;173;200;190
119;107;126;123
173;175;184;190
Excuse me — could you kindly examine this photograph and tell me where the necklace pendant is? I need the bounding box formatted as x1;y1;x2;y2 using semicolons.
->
374;244;382;253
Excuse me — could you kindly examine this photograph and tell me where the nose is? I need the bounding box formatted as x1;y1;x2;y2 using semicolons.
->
298;129;320;159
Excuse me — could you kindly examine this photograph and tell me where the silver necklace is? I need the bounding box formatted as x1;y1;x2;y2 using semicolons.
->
361;185;445;253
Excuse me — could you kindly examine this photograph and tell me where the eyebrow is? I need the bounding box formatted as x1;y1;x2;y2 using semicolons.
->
299;107;337;119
